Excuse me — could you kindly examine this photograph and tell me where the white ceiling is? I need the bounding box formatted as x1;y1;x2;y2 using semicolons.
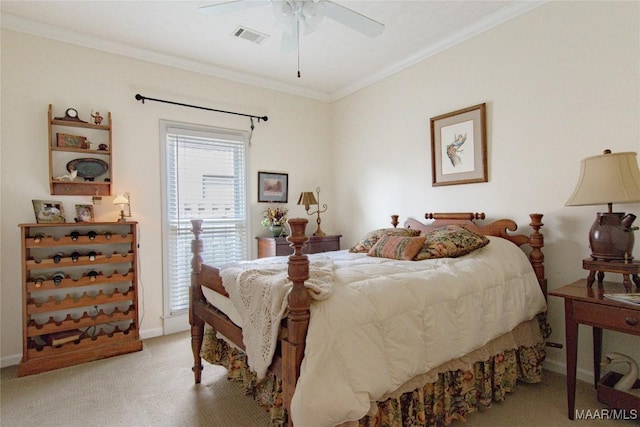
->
0;1;544;101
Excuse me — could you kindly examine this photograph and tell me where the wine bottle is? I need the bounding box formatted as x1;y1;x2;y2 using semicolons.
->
33;234;45;243
88;251;97;261
53;252;64;263
104;231;112;240
33;275;47;288
70;231;80;241
87;270;98;282
87;231;97;240
52;272;65;286
71;251;80;262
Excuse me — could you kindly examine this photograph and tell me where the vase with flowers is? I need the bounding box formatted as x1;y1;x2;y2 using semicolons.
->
262;206;288;237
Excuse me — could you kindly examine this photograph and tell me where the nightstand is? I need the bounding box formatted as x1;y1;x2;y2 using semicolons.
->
257;235;341;258
549;279;640;419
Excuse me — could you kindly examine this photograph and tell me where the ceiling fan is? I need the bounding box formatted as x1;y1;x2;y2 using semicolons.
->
198;0;385;77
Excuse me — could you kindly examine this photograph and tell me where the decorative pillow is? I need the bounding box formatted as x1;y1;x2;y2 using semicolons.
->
349;228;421;253
368;235;426;260
414;225;490;260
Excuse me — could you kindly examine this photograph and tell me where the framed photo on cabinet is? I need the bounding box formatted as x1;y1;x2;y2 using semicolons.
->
32;200;66;223
258;171;288;203
75;204;94;223
430;103;487;186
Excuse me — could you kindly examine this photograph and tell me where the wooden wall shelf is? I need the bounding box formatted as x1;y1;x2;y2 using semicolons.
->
48;104;113;196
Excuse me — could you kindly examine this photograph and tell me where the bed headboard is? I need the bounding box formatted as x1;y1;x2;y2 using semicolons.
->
403;212;546;297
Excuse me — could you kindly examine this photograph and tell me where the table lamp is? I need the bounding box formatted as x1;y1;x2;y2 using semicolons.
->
297;187;327;237
566;150;640;261
113;193;132;222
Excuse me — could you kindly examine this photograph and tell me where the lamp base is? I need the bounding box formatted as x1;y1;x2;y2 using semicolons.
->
589;212;635;261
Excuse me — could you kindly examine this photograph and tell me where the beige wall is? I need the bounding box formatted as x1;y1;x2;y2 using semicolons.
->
331;1;640;382
2;1;639;384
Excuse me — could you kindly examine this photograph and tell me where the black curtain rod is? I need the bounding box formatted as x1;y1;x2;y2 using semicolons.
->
134;94;268;122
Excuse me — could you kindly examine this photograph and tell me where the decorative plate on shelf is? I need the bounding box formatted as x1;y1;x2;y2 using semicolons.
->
67;158;109;180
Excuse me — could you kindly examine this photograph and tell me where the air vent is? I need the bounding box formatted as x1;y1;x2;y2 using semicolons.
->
232;26;269;44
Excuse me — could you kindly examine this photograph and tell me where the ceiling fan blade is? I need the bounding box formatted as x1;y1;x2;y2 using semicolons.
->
322;1;384;37
198;0;265;15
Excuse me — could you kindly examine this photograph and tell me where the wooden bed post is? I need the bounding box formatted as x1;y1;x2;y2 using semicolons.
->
528;213;546;299
190;219;205;383
282;218;311;426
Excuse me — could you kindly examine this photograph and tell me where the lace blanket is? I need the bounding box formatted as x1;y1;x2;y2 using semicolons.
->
220;257;334;379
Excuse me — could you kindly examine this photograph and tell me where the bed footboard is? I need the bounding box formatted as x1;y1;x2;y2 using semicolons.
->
189;217;312;421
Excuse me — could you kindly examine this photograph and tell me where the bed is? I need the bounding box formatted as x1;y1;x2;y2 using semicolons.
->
189;212;550;427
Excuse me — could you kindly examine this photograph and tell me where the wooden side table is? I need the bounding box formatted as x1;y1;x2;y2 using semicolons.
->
257;235;341;258
550;279;640;419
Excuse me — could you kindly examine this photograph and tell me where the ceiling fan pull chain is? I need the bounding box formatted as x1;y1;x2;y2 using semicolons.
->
297;18;301;78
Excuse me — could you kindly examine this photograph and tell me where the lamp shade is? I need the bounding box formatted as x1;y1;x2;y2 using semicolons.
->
566;151;640;207
297;191;318;207
113;194;129;205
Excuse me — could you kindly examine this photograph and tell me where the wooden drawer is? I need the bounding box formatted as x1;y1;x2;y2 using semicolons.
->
307;235;341;254
573;300;640;335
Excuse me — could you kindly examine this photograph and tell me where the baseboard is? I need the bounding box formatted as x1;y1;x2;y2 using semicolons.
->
544;357;594;385
140;326;164;340
1;353;22;369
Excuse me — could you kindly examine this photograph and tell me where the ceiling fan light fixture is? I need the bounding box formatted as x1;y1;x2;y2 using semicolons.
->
273;1;294;32
280;1;294;18
302;1;324;29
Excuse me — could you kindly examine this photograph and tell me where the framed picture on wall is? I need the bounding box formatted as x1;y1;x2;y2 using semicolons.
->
430;103;487;186
258;171;288;203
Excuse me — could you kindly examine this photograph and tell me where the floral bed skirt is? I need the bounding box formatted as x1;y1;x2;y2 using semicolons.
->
201;313;550;427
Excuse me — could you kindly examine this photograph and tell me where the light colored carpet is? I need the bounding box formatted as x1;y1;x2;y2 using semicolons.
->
1;332;638;426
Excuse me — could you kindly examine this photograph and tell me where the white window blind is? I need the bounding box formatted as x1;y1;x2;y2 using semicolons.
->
161;121;249;331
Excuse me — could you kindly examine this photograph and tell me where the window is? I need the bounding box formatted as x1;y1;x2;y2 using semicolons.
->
160;121;249;334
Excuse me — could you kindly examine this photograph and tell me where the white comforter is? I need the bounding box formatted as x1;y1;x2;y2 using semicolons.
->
215;236;546;426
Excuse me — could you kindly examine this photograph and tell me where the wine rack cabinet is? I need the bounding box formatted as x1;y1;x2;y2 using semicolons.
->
18;222;142;376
